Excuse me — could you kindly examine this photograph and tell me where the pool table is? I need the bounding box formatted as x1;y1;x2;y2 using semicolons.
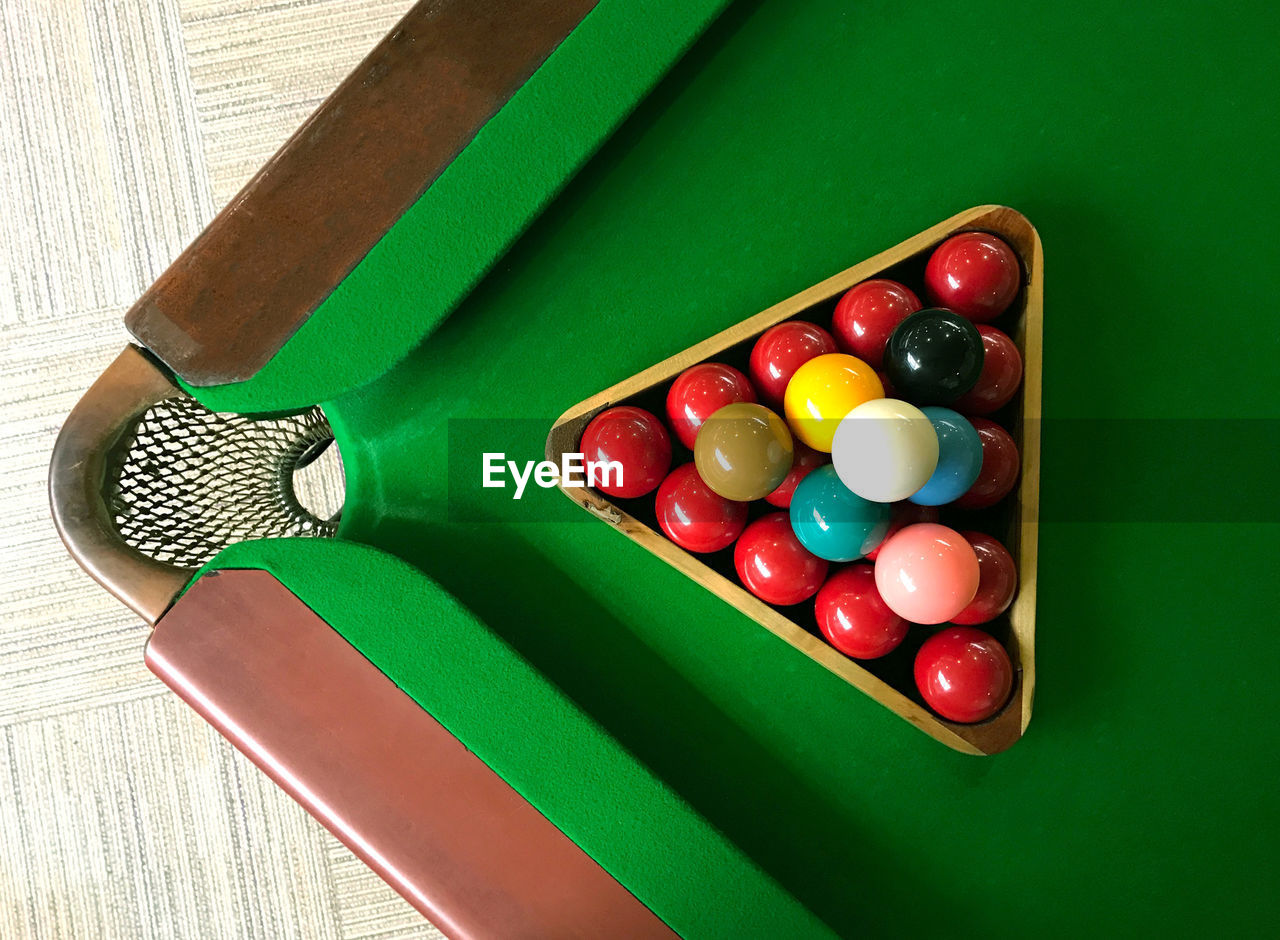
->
52;0;1280;936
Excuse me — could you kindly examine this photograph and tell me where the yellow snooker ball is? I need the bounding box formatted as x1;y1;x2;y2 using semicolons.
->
783;353;884;452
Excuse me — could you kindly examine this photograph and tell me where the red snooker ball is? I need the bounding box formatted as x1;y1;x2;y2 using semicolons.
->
748;320;838;404
733;512;828;606
955;418;1020;509
914;626;1013;723
864;502;939;561
579;405;671;499
951;531;1017;625
815;564;909;659
655;463;748;554
832;279;922;368
925;232;1021;322
954;325;1023;415
666;362;757;449
764;442;828;508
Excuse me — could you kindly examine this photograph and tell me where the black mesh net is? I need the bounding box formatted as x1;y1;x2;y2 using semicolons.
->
104;396;340;569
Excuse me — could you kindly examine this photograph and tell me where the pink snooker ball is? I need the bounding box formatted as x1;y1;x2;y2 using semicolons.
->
873;523;980;624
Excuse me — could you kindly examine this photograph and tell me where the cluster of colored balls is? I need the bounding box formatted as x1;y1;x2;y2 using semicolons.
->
578;232;1025;723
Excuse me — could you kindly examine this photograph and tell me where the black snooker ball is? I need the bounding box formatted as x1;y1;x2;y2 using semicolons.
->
883;308;984;405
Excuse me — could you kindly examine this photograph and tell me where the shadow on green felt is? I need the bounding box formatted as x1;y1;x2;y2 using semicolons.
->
353;511;990;937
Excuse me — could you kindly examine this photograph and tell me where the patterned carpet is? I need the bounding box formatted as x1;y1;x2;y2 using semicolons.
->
0;2;442;936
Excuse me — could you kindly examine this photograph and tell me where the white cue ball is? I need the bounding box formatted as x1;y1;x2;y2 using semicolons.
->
831;398;940;503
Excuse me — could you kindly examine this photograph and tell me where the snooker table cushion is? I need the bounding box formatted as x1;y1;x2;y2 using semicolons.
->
182;0;734;415
199;538;830;939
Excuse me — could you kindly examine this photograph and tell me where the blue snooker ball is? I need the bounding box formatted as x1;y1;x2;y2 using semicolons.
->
909;407;983;506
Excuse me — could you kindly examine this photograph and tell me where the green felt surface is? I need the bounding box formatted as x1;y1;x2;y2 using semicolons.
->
203;539;827;939
183;0;734;413
203;0;1278;936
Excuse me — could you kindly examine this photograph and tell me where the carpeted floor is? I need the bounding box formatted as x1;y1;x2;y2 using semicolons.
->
0;2;441;936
